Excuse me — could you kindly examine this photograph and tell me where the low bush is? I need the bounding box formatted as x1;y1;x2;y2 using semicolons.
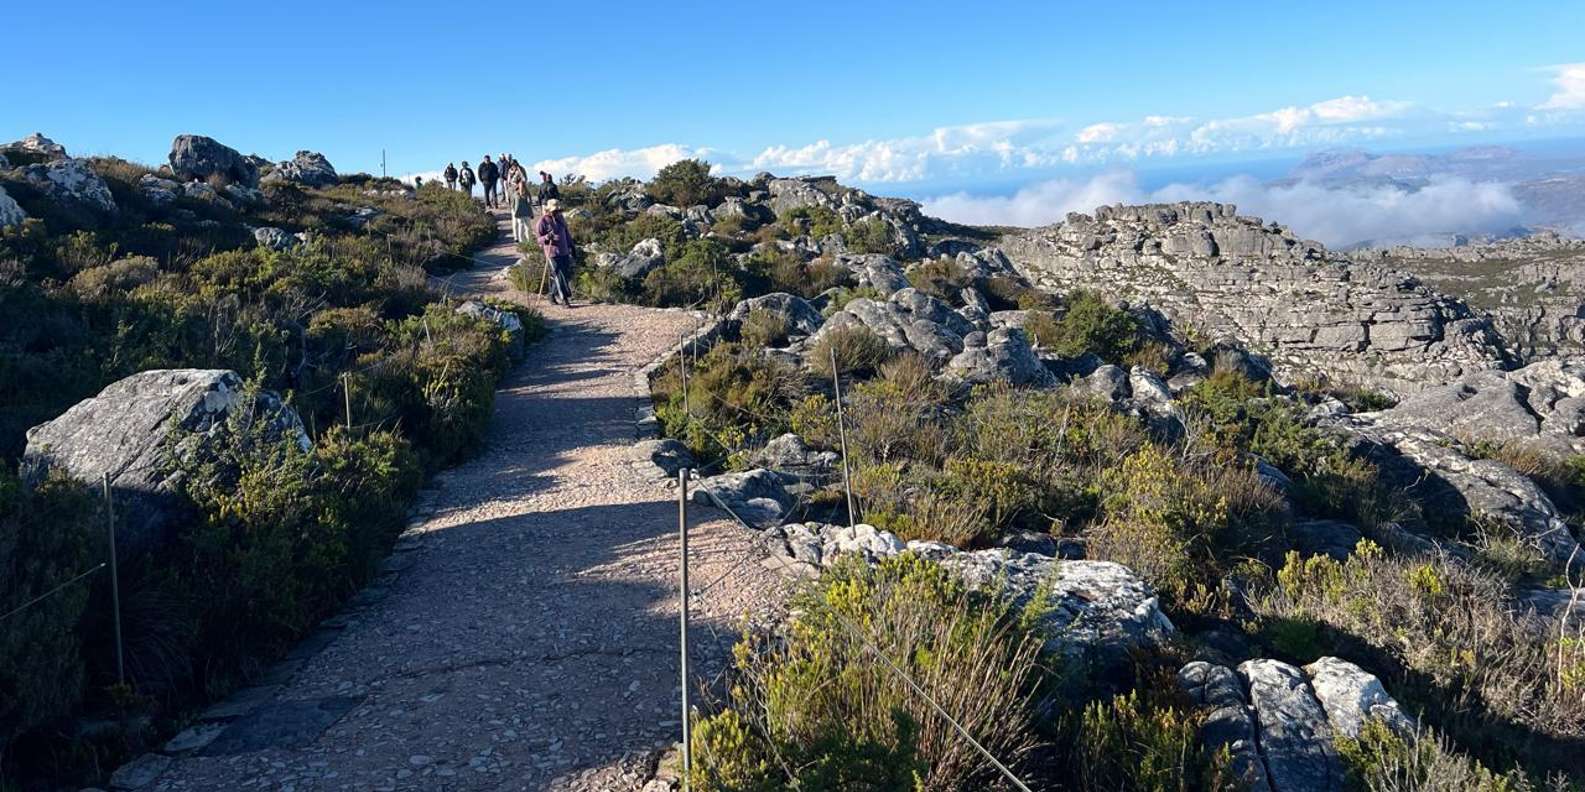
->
743;249;848;298
738;307;791;349
844;217;894;255
809;324;892;379
689;554;1046;790
1337;720;1538;792
641;239;741;312
1061;686;1238;791
1048;289;1140;361
822;285;885;316
0;469;100;754
647;159;720;208
652;343;806;464
908;258;970;304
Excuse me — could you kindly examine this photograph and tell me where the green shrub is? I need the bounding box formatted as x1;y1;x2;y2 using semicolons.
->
907;259;970;304
739;307;791;349
822;285;885;316
0;469;99;753
1064;687;1238;791
981;275;1059;311
783;205;844;240
651;343;805;464
744;250;848;298
647;159;720;208
1337;720;1536;792
1049;289;1140;361
641;239;741;311
810;324;892;379
691;554;1045;790
846;377;947;469
597;212;686;261
844;218;895;255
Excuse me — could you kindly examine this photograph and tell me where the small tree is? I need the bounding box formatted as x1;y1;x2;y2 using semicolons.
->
648;159;719;207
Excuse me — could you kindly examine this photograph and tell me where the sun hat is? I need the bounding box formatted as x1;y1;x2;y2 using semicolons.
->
544;198;561;211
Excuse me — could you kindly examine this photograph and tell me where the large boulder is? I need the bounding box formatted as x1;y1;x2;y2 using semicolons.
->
1373;358;1585;454
261;150;338;188
1303;656;1412;739
611;238;665;280
766;178;831;217
691;468;796;528
727;293;824;341
767;522;906;575
1238;659;1347;792
943;327;1055;387
22;370;308;555
840;253;910;296
253;226;300;251
169;134;259;187
2;132;68;161
0;185;26;228
748;433;840;481
20;158;118;224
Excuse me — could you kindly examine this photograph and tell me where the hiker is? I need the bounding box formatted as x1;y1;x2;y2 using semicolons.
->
511;179;535;245
478;155;500;209
458;161;476;197
508;159;531;207
535;198;574;306
414;176;424;189
538;171;560;202
443;162;458;190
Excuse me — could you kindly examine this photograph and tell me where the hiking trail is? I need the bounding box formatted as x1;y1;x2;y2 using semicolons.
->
142;211;787;792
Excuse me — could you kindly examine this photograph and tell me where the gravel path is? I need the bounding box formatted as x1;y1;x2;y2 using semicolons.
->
144;212;788;791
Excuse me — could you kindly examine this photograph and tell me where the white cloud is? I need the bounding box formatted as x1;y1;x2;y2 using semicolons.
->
529;144;713;182
1538;63;1585;110
924;172;1523;248
1076;122;1121;143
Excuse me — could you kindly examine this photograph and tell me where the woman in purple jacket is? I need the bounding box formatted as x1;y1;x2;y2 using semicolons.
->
534;199;574;306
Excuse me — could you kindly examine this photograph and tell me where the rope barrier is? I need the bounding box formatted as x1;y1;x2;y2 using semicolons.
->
0;563;106;623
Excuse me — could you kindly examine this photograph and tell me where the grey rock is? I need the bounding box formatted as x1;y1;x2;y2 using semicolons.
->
766;178;831;217
1178;662;1272;792
261;150;338;188
456;300;526;359
1290;520;1362;561
1376;358;1585;454
691;468;795;528
769;522;905;571
109;753;173;789
21;158;118;223
944;327;1055;387
712;196;770;229
1303;656;1413;739
137;173;180;207
727;292;824;341
22;370;308;555
4;132;68;160
1238;658;1346;792
1128;366;1172;403
612;238;666;280
842;253;910;296
253;226;298;251
1082;364;1131;402
168;134;258;187
749;433;839;480
0;184;25;228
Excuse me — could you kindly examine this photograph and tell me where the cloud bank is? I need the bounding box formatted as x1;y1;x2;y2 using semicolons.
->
922;173;1525;248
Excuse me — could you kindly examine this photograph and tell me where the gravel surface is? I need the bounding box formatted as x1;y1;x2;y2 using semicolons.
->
145;213;789;791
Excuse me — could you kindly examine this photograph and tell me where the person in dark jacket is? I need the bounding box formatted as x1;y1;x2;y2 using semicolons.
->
478;156;501;208
443;163;458;190
458;162;476;197
534;198;574;306
538;171;560;201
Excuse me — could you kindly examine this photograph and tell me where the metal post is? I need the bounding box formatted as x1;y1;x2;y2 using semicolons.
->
342;373;353;430
678;468;692;787
830;347;856;527
381;149;387;179
680;333;691;422
102;473;125;686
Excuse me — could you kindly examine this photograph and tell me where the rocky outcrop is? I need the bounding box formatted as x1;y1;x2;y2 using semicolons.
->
1238;659;1347;792
0;184;26;228
1303;656;1413;739
261;150;338;188
1000;202;1512;394
2;132;68;161
17;158;119;226
691;468;796;528
727;292;824;342
1325;415;1583;564
763;525;1175;672
747;433;839;482
1178;661;1271;792
943;327;1055;386
1370;358;1585;454
253;226;300;251
22;370;308;555
610;238;665;280
169;134;259;187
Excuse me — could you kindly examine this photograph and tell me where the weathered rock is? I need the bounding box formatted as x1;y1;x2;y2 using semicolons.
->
109;752;172;789
1001;202;1512;394
711;196;770;229
1303;656;1413;739
943;327;1055;387
1081;364;1131;401
456;300;526;358
633;438;695;478
768;522;905;574
21;158;118;223
22;370;308;556
727;293;824;341
261;150;338;188
749;433;839;480
1326;416;1583;564
0;184;26;228
691;468;795;528
841;253;910;296
1289;520;1362;561
766;178;831;217
1178;662;1272;792
1374;358;1585;454
253;226;299;251
1238;659;1346;792
169;134;259;187
1128;366;1172;403
137;173;180;207
3;132;68;160
611;238;665;280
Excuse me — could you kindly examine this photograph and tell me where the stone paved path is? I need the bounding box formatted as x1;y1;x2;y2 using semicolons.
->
145;212;787;791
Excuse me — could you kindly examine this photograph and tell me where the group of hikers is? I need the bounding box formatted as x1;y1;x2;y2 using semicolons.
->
441;154;573;306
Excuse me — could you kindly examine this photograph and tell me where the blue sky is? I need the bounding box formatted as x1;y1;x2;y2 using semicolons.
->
5;0;1585;238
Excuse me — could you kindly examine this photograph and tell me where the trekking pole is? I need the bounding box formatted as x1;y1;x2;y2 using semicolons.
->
535;257;550;303
830;347;856;527
102;473;125;686
678;468;693;788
